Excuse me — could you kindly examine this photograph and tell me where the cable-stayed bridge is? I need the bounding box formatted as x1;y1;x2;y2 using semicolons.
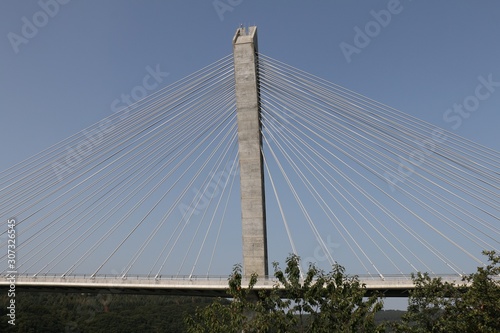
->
1;27;498;297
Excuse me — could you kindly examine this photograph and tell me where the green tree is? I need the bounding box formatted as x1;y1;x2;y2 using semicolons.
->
394;251;500;332
185;255;385;332
184;263;263;333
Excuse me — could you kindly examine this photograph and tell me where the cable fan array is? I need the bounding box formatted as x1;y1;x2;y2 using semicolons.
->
258;54;499;277
0;53;498;279
0;55;241;277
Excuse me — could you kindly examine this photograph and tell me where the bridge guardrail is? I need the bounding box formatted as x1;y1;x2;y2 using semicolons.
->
2;272;468;282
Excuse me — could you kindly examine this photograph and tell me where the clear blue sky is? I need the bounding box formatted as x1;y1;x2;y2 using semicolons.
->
1;1;499;165
0;1;498;291
0;0;500;165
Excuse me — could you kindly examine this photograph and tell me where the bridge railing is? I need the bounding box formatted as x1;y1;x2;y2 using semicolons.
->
3;272;466;283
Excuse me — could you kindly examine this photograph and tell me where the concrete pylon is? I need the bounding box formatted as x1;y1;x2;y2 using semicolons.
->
232;26;268;277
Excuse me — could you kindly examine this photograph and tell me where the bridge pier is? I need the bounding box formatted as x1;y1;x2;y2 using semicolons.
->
233;26;268;277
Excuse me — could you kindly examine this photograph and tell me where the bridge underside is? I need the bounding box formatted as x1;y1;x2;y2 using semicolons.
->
0;285;412;298
1;284;231;298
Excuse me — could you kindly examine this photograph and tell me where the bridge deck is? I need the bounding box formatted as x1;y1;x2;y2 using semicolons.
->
1;274;466;298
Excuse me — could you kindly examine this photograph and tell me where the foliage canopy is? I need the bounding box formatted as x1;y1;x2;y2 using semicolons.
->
393;250;500;333
185;254;385;332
